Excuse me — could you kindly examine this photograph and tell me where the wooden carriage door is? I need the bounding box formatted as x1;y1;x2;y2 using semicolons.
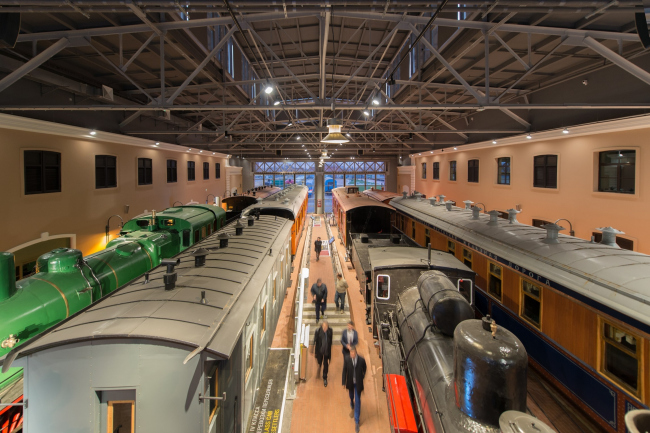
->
107;400;135;433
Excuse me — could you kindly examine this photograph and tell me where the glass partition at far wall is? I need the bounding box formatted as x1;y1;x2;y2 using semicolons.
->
306;174;315;213
284;174;295;187
345;174;355;186
274;174;284;188
335;174;345;188
376;174;385;190
324;174;334;213
254;174;263;188
366;173;375;191
264;174;273;187
295;174;305;186
355;174;366;190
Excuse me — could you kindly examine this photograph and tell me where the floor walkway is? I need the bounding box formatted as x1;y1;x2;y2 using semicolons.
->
288;216;390;433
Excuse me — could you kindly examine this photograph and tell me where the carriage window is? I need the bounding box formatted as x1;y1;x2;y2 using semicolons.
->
246;335;254;381
458;279;473;304
488;262;502;300
194;230;200;243
462;249;472;268
208;364;220;424
521;279;542;328
424;228;430;247
182;229;190;247
601;321;640;394
411;221;416;239
376;275;390;300
261;303;267;337
273;276;277;303
107;400;134;433
201;226;207;238
447;241;456;255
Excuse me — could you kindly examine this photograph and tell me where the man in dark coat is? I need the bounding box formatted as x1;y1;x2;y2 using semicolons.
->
310;278;327;323
314;237;322;261
342;346;367;432
313;320;333;387
340;320;359;358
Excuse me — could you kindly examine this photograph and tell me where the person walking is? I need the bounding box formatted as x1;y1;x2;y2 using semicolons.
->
340;320;358;358
313;320;333;387
314;237;322;261
342;346;367;432
310;278;328;323
334;273;349;313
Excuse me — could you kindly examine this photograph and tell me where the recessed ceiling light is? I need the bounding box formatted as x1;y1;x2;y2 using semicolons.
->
89;130;97;136
562;128;569;134
526;134;532;139
492;140;497;144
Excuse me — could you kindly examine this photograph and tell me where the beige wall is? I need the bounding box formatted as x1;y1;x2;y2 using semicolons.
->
0;128;227;256
413;127;650;253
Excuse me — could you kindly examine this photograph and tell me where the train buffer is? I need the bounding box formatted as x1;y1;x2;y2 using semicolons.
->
246;349;291;433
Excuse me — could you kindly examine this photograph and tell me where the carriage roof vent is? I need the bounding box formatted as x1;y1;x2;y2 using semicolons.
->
283;198;290;204
487;210;500;226
429;198;437;206
414;192;423;201
402;191;407;199
437;195;446;204
445;201;453;211
471;206;482;220
507;208;521;224
596;226;624;248
542;223;565;244
463;200;474;210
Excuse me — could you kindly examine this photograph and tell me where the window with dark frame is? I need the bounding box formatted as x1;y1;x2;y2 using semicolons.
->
215;162;221;179
488;262;502;300
463;249;472;269
601;321;640;395
532;219;552;228
521;279;542;328
433;162;440;180
167;159;177;183
447;240;456;255
598;150;635;194
203;162;210;180
187;161;196;181
422;163;427;179
497;157;510;185
449;160;457;181
137;157;153;186
24;150;61;195
468;159;479;183
95;155;117;189
591;232;634;251
533;155;557;188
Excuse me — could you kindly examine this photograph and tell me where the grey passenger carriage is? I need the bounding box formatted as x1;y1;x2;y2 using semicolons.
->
2;215;294;433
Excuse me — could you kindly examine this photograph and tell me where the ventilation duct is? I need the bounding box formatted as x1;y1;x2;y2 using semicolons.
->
471;206;482;220
437;194;446;204
507;209;521;224
542;223;565;244
596;226;624;248
487;210;500;226
463;200;474;210
445;202;453;211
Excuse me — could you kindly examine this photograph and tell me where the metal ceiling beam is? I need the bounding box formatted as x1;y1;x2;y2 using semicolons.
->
7;103;650;111
333;11;641;42
0;37;71;93
582;36;650;86
126;128;523;135
167;27;237;104
320;10;330;104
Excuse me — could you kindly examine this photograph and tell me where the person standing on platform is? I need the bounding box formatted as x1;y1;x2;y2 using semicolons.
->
314;237;322;261
334;273;349;313
311;278;327;323
340;321;358;358
342;346;367;433
314;320;333;387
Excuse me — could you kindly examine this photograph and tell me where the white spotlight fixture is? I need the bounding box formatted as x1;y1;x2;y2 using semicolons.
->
187;149;191;152
526;134;532;139
287;122;293;126
296;136;301;140
321;118;349;144
212;152;216;155
562;128;569;134
492;140;497;144
363;110;370;116
419;153;422;156
90;130;97;136
345;133;351;138
372;99;380;105
453;147;457;150
264;83;274;94
199;150;203;153
302;144;305;147
273;98;281;106
154;142;160;146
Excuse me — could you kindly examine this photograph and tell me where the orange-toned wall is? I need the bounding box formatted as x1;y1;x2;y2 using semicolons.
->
0;128;227;256
413;128;650;253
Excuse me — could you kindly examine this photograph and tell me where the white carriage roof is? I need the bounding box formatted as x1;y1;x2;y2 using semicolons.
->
368;246;473;274
391;196;650;333
3;215;292;365
241;185;308;220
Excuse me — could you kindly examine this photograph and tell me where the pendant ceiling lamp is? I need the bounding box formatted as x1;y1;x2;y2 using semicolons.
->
321;118;349;144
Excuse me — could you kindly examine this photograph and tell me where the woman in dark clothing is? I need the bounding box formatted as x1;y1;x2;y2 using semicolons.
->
314;320;333;387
